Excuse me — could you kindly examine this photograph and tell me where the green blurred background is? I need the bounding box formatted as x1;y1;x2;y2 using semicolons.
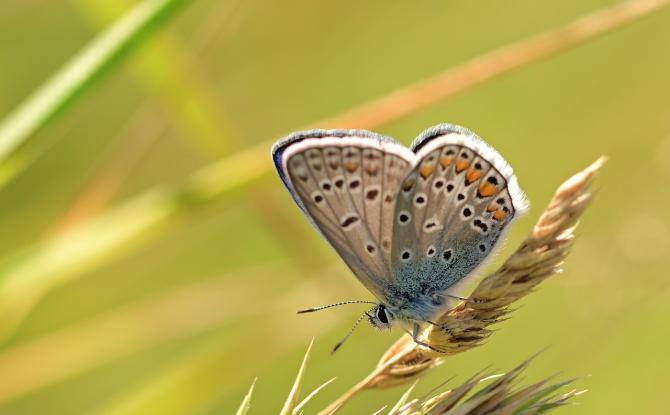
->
1;0;669;413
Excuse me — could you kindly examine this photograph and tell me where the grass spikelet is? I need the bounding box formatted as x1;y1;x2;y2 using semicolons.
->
384;357;583;415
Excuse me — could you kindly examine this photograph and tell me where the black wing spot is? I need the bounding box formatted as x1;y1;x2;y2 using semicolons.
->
321;181;332;191
487;176;499;185
457;193;465;201
349;179;361;190
398;211;411;224
479;244;487;252
366;188;380;201
462;207;472;217
473;218;489;233
340;215;359;229
442;249;453;262
313;193;324;203
400;250;412;261
366;244;376;254
446;184;455;193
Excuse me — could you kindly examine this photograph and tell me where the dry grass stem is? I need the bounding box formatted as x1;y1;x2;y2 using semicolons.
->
320;157;605;414
316;0;669;130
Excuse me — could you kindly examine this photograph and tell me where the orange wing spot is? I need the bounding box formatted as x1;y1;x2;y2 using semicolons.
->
419;164;434;179
439;156;452;169
455;159;470;173
478;182;497;197
486;202;498;212
344;162;359;173
493;210;507;221
466;168;481;184
402;178;415;191
366;164;379;175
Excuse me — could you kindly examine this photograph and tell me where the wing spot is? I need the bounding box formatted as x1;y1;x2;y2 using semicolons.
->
334;177;345;189
446;183;455;193
433;179;444;190
496;197;506;204
462;207;472;218
366;188;380;201
442;249;453;263
419;164;434;179
312;193;324;204
321;181;332;191
402;177;415;192
311;163;323;171
329;161;340;170
472;218;489;233
488;176;499;185
349;178;361;190
479;244;487;252
382;239;390;251
398;211;411;225
366;243;377;254
423;218;442;232
344;162;359;173
478;182;497;198
366;164;379;176
340;215;360;229
427;245;436;257
414;193;426;206
400;249;412;262
384;193;393;204
457;193;465;201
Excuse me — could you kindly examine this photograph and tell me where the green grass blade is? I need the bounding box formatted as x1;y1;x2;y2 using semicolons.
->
280;339;314;415
0;0;187;176
388;381;418;414
235;378;257;415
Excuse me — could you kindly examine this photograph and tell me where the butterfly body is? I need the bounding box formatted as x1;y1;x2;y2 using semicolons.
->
272;124;527;348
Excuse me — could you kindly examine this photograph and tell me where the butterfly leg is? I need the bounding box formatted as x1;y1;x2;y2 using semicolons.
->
411;322;445;354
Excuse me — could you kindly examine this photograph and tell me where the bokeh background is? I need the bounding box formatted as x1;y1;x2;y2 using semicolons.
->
1;0;669;414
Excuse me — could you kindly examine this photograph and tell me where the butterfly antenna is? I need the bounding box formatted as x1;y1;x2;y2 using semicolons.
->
331;311;370;355
297;300;378;314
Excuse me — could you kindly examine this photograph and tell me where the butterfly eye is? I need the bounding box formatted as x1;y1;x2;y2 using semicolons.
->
376;307;389;324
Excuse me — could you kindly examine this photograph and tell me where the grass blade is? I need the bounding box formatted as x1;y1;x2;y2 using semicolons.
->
0;0;187;179
235;378;257;415
280;339;314;415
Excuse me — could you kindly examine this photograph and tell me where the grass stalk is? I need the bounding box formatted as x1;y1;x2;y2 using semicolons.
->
0;0;188;181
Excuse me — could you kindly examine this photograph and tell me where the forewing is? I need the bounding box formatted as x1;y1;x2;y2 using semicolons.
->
391;124;528;295
272;130;414;301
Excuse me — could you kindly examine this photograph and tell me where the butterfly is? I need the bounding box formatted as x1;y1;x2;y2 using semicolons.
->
271;124;528;352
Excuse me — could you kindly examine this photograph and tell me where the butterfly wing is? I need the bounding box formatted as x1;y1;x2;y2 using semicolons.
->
391;124;528;299
272;130;414;301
